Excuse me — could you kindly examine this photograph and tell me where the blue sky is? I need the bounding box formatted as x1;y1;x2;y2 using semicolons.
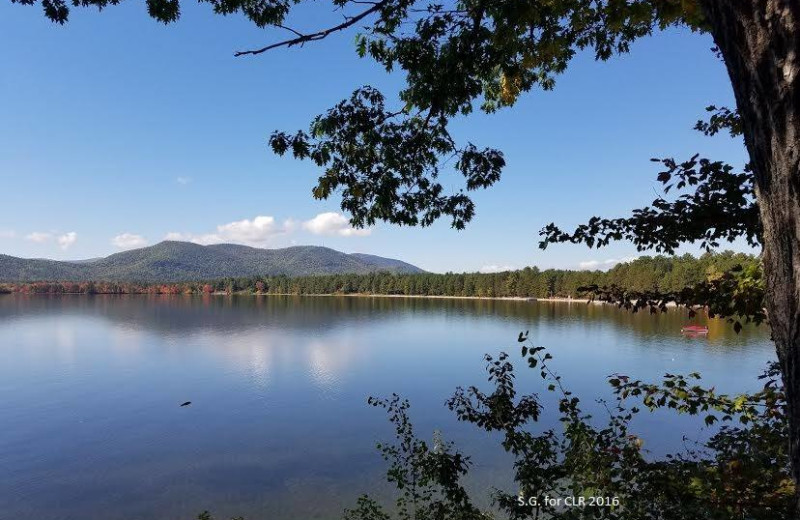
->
0;2;752;272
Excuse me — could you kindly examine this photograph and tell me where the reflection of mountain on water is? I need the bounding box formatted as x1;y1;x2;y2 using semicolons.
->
187;328;364;398
0;294;770;349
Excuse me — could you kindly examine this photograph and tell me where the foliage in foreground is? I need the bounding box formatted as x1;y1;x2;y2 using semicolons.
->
344;333;791;520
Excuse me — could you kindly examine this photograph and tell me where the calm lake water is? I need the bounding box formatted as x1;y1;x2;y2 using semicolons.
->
0;295;776;520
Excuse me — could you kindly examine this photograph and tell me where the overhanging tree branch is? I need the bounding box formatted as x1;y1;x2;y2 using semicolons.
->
539;155;760;254
234;0;388;57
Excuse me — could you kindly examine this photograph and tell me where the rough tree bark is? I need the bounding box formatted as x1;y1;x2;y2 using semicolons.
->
700;0;800;513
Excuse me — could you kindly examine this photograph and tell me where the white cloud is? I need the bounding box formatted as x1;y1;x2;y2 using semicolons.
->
176;176;192;185
163;231;223;246
164;231;193;241
216;216;285;244
283;218;298;233
0;230;15;239
479;264;515;273
578;257;637;271
25;232;53;243
57;232;77;250
166;215;294;247
166;213;369;248
112;233;149;250
302;212;371;237
24;231;77;249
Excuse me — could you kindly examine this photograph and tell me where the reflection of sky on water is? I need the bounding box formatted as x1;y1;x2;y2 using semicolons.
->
0;295;776;520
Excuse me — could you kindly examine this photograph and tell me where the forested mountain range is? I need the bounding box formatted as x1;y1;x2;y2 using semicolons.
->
0;241;424;282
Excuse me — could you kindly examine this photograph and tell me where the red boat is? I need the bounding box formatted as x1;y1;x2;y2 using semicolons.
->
681;325;709;334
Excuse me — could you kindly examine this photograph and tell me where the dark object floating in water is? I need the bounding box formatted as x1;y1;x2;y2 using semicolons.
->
681;325;709;335
180;401;192;407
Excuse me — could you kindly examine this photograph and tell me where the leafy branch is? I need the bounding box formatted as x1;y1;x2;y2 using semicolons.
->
234;1;390;56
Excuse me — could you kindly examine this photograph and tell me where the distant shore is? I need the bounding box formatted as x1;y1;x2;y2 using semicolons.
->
0;289;593;302
211;292;601;303
2;291;686;307
211;293;683;307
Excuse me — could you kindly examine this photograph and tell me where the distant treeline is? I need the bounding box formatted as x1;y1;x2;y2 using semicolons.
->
0;251;758;298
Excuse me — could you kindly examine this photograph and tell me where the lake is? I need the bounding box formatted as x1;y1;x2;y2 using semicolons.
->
0;295;776;520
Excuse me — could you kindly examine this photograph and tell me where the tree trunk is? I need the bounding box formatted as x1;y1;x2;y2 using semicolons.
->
700;0;800;514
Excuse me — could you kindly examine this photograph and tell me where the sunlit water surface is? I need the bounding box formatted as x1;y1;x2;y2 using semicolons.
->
0;295;775;520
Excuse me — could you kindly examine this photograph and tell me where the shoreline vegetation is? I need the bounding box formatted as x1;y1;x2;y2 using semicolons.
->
217;293;613;305
0;288;682;306
0;251;756;302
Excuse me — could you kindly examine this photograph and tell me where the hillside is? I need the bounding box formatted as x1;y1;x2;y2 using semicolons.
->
0;241;425;282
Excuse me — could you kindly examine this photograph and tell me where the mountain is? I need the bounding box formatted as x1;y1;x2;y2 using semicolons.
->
0;241;425;282
348;253;422;273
